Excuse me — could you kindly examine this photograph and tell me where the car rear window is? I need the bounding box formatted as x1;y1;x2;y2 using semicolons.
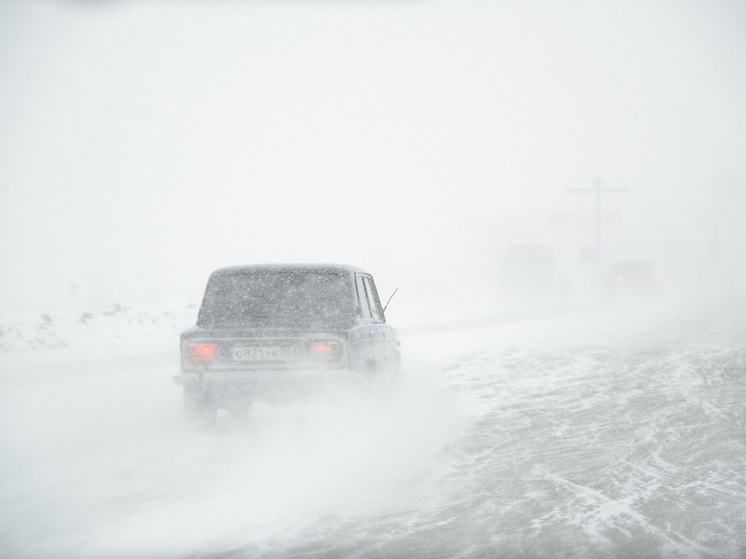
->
197;269;355;329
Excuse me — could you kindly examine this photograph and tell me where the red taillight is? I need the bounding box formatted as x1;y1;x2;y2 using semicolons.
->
308;341;342;360
309;341;338;353
188;343;218;361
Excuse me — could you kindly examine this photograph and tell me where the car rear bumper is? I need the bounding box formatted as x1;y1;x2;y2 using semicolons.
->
174;367;368;402
174;367;362;383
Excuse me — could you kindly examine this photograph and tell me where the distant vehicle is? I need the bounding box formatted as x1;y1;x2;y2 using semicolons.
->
174;264;400;425
603;259;659;297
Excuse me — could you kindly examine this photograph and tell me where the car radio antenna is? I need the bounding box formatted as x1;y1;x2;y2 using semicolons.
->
383;288;398;313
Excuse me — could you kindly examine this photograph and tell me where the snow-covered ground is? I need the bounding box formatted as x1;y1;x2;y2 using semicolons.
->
0;292;744;558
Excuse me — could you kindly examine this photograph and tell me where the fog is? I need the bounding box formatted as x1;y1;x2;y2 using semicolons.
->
1;3;746;557
1;0;745;316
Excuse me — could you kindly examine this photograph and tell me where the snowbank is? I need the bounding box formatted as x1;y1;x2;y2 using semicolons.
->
0;300;198;355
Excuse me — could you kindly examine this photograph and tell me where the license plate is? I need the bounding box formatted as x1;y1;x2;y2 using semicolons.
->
230;345;297;361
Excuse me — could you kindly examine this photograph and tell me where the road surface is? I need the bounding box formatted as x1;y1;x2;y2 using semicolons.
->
1;295;744;558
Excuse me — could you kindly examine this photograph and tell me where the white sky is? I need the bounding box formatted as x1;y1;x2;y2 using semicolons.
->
1;0;745;314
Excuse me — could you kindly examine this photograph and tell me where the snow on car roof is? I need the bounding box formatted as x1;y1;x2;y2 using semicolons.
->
209;264;369;277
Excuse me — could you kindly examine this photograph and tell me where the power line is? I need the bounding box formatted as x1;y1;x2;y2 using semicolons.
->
567;175;629;255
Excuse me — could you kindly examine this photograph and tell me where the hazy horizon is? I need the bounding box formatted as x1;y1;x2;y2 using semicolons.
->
1;0;745;315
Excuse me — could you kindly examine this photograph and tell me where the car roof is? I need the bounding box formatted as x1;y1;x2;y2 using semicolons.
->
208;264;369;278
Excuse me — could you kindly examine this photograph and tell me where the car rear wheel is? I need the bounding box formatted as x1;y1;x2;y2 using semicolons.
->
183;387;217;428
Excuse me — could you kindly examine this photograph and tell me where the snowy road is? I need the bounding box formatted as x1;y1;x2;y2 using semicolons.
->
1;296;745;558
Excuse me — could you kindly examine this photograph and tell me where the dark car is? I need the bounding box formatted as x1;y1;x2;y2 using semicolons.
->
603;259;659;297
174;264;400;424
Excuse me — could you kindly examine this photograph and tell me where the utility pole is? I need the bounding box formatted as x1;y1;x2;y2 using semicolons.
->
567;175;628;257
